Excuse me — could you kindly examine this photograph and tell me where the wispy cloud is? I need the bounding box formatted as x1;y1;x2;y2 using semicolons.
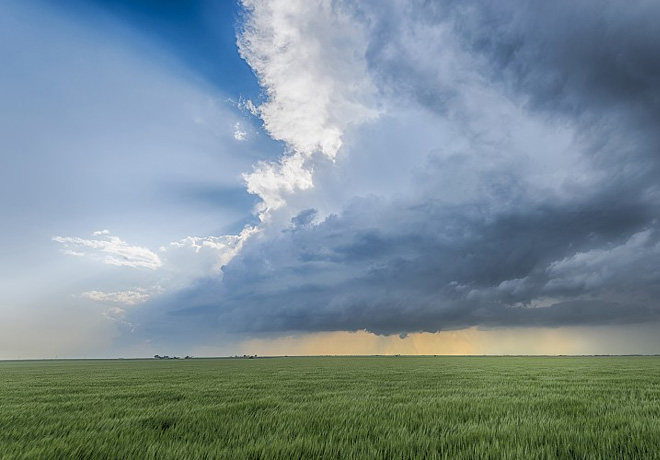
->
80;288;158;305
53;231;162;270
161;226;258;275
233;122;247;141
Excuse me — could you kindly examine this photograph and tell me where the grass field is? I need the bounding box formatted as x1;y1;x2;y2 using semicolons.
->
1;356;660;458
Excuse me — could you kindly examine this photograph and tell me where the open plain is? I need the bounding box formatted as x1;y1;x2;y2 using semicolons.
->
1;356;660;458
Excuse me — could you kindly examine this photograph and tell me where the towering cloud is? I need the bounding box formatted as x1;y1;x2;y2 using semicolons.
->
130;0;660;344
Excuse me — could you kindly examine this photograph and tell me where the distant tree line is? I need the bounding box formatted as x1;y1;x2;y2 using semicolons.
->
153;355;193;360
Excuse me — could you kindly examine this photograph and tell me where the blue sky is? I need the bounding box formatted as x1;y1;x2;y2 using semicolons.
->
51;0;260;97
0;0;272;357
2;0;660;358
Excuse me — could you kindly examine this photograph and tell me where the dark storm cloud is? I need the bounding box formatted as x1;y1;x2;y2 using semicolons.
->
290;208;318;228
366;0;660;170
137;179;660;338
132;0;660;339
212;185;659;335
446;0;660;185
452;1;660;114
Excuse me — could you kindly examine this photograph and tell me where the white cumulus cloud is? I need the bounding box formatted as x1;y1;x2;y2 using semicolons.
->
243;152;314;217
238;0;380;219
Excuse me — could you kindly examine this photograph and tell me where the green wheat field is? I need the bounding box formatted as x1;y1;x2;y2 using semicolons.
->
2;356;660;458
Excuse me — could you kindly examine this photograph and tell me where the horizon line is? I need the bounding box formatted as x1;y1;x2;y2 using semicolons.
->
3;353;660;362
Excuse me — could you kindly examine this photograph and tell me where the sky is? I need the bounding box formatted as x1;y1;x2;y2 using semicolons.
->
1;0;660;359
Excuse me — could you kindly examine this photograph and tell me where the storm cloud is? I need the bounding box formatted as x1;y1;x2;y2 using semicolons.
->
131;0;660;341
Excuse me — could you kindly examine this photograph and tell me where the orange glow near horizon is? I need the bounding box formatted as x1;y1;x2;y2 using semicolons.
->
238;328;577;356
233;324;660;357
